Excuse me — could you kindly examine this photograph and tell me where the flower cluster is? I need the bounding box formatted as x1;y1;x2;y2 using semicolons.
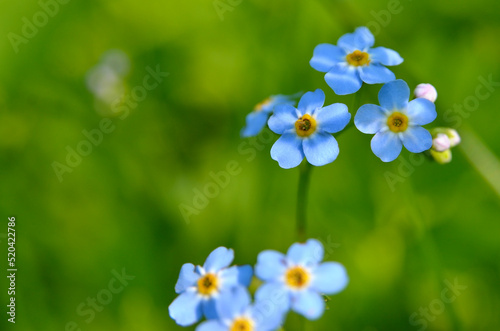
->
169;240;348;330
429;128;461;164
240;26;456;168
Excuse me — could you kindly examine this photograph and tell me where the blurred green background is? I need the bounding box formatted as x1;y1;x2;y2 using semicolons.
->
1;0;500;330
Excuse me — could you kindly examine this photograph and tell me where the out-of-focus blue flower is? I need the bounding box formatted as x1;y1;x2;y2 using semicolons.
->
86;49;130;105
267;89;350;169
196;287;283;331
354;79;437;162
241;94;300;138
254;239;348;320
169;247;253;327
310;27;403;95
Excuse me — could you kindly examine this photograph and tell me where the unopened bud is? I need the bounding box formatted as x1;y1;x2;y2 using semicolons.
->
414;83;437;103
445;129;461;147
430;149;452;164
432;133;451;152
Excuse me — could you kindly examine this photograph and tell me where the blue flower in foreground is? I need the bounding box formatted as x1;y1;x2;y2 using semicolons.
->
196;287;283;331
255;239;348;320
310;26;403;95
241;94;300;138
268;89;350;169
169;247;253;326
354;79;437;162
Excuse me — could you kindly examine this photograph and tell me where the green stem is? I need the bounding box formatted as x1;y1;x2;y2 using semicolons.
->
296;161;313;241
406;183;464;331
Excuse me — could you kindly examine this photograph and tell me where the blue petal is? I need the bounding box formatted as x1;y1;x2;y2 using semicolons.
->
216;287;251;320
270;133;304;169
369;47;403;66
298;89;325;115
310;44;346;72
325;64;362;95
371;131;403;162
218;265;240;288
268;104;297;134
315;103;350;134
203;247;234;272
241;111;270;138
337;27;375;51
287;239;324;266
291;290;325;320
354;104;387;134
202;298;218;319
401;126;433;153
175;263;200;294
311;262;349;294
407;98;437;125
196;320;226;331
359;63;396;84
237;265;253;286
378;79;410;111
255;250;288;281
303;132;339;167
168;291;203;326
255;282;290;313
250;301;285;330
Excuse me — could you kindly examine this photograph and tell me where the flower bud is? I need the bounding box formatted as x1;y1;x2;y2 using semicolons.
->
430;149;452;164
414;83;437;103
445;128;461;147
432;133;451;152
430;127;461;147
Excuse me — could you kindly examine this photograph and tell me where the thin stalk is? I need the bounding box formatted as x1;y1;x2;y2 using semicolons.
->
296;161;313;241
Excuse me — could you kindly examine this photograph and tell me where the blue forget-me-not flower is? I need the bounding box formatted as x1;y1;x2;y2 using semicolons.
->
354;79;437;162
310;27;403;95
268;89;350;169
196;287;284;331
169;247;253;326
254;239;348;320
241;93;300;138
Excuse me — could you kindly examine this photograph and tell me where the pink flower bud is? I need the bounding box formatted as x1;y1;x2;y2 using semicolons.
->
414;83;438;103
432;133;451;152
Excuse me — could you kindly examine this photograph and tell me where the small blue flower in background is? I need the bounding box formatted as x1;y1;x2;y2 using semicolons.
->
241;93;300;138
310;27;403;95
169;247;253;326
267;89;350;169
196;287;284;331
354;79;437;162
254;239;349;320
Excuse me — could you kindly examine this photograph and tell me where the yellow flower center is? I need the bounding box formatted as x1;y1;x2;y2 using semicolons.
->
346;50;371;67
285;266;310;289
197;273;218;296
295;114;317;137
230;317;254;331
387;112;409;133
254;98;272;112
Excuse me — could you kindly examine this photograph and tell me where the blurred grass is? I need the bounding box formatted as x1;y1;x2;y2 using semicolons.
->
0;0;500;330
